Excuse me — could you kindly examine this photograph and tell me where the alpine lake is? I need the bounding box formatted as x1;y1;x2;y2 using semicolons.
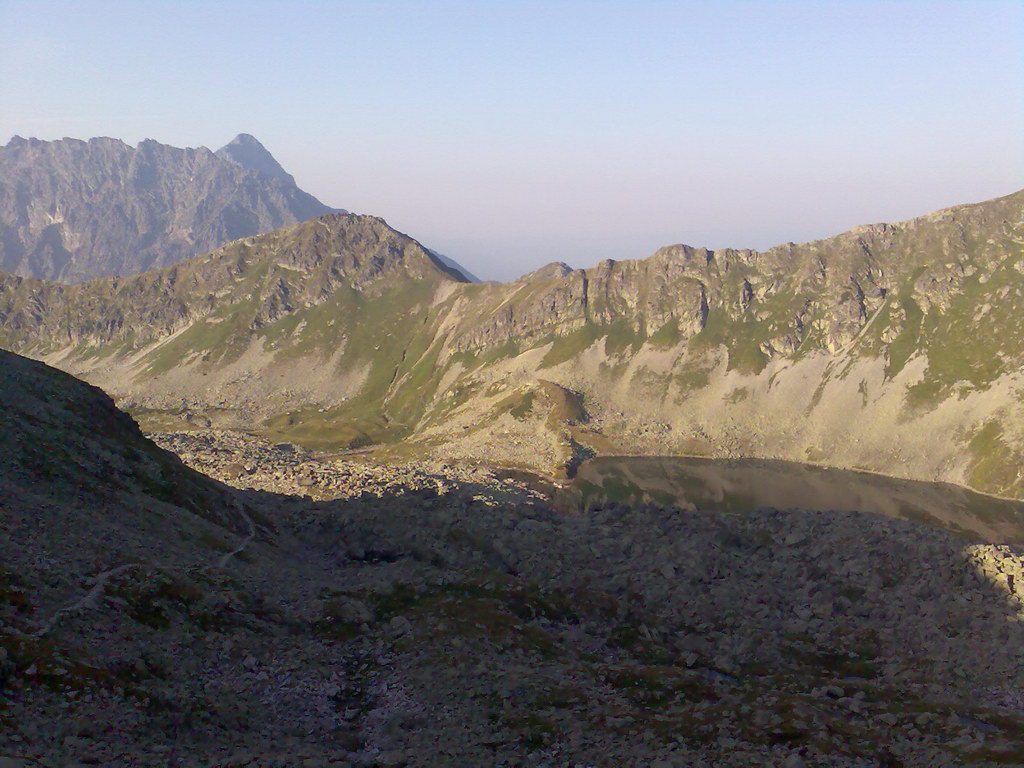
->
552;456;1024;544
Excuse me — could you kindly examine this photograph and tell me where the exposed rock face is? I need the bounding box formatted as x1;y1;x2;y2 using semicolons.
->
447;190;1022;357
0;134;341;282
1;190;1024;497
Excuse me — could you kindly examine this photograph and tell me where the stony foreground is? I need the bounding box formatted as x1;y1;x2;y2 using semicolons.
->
3;426;1024;767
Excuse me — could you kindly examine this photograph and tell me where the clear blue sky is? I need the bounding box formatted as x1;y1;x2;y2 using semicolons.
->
1;1;1021;281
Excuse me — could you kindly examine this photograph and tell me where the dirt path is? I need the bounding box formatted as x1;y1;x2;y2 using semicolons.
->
216;505;256;568
34;563;144;637
37;507;257;637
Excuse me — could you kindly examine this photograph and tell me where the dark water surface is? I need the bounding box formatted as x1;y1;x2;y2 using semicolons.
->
556;456;1024;543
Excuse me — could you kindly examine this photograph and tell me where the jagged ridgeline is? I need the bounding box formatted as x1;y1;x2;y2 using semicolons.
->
0;134;341;282
1;190;1023;496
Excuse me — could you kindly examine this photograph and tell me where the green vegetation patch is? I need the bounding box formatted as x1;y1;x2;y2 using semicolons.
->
509;391;536;420
538;380;588;424
539;324;605;368
725;387;750;404
492;390;536;421
142;259;276;374
915;267;1020;391
673;355;716;394
387;341;446;424
893;262;1024;413
648;317;683;349
603;318;645;355
966;420;1024;497
880;290;921;376
262;407;405;451
689;307;769;375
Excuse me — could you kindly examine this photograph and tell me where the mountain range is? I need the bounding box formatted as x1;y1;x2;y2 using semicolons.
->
5;135;1024;765
1;186;1022;498
0;133;342;282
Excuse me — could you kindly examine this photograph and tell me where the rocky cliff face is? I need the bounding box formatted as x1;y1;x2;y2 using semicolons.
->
0;134;340;282
446;189;1022;362
1;190;1023;497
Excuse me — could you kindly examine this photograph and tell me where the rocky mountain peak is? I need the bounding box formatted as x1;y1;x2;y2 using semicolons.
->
0;134;342;282
518;261;574;282
216;132;294;182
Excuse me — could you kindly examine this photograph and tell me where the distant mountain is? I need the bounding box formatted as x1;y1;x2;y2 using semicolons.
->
2;191;1024;499
215;132;295;182
427;248;480;282
0;134;342;282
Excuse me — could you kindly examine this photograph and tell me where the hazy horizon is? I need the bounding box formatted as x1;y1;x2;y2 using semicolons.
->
2;0;1021;281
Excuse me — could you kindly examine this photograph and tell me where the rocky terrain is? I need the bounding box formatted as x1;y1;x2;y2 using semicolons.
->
1;189;1023;499
4;353;1024;766
150;429;547;507
0;134;340;282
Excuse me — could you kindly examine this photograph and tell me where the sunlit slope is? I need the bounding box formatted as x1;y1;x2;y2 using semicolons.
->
417;189;1024;494
0;214;466;443
2;191;1024;495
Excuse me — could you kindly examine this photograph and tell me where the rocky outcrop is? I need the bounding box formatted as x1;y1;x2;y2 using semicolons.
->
0;134;341;282
446;188;1022;358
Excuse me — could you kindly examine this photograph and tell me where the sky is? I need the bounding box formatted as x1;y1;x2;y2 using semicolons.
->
1;1;1021;282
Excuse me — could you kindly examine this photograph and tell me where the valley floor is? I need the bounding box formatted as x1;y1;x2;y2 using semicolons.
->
5;431;1024;767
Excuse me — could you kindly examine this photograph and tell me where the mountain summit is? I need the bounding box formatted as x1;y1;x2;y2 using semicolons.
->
0;134;342;282
215;132;295;182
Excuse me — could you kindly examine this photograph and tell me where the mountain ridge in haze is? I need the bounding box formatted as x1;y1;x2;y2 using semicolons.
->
0;133;343;282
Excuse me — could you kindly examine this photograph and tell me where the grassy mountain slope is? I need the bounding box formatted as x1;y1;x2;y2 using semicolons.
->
1;191;1023;495
0;213;467;446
